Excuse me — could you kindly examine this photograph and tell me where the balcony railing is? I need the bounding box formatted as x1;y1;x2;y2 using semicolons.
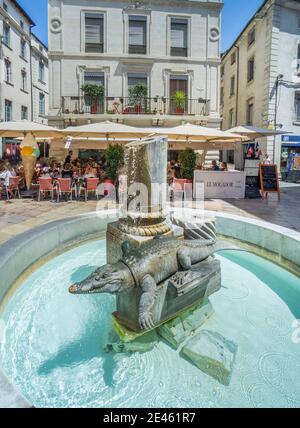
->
60;96;210;117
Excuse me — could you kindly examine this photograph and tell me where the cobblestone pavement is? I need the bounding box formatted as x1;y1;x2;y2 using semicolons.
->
0;184;299;245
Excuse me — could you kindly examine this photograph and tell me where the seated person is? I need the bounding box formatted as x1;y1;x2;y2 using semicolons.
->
220;162;228;171
211;160;220;171
61;163;74;180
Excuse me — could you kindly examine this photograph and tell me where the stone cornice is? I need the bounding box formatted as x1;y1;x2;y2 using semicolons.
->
48;52;220;65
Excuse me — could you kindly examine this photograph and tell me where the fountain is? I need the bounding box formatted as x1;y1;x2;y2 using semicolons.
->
69;136;236;384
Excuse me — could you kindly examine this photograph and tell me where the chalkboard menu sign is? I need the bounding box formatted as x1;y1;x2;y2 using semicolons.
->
245;175;261;199
259;164;280;200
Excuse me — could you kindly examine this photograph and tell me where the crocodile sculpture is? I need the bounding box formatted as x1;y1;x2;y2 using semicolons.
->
69;237;217;331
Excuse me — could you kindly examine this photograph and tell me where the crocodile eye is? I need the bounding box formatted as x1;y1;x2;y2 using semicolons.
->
94;276;101;282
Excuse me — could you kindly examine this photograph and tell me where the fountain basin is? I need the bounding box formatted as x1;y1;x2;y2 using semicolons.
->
0;239;300;408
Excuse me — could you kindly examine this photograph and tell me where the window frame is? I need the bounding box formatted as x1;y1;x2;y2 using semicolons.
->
246;99;254;126
295;92;300;121
169;16;190;58
247;56;255;82
21;105;28;120
39;93;46;116
20;39;27;60
230;75;235;96
21;69;27;92
83;11;105;54
3;23;10;46
248;28;256;48
5;59;12;84
128;15;147;55
5;99;12;122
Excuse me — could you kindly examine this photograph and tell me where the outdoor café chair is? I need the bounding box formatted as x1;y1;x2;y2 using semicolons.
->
6;176;21;200
57;178;77;202
79;178;99;201
38;177;56;202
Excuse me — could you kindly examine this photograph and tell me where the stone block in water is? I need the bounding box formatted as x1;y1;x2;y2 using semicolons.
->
181;330;238;386
158;299;214;349
105;331;157;354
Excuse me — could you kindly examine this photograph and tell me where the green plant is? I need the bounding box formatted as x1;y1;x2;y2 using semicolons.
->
172;90;186;109
128;84;148;106
179;148;197;180
105;144;124;181
81;84;105;105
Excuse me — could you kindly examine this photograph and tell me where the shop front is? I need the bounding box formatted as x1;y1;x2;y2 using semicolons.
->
281;136;300;182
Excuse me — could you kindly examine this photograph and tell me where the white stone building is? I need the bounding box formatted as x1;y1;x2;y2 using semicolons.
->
0;0;49;160
220;0;300;170
48;0;223;159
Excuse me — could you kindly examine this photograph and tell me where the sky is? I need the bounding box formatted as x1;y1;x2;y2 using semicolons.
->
18;0;264;52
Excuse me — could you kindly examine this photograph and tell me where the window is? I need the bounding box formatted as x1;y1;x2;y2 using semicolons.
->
128;73;148;92
247;57;255;82
3;24;10;46
248;28;255;47
21;70;27;91
20;39;26;59
220;87;224;106
221;65;224;78
297;44;300;70
5;100;12;121
246;99;254;125
229;108;234;128
231;52;236;65
295;93;300;120
39;61;45;82
21;106;28;120
84;71;104;86
5;59;12;83
20;20;24;30
230;75;235;96
39;93;45;116
3;2;8;11
85;13;104;53
128;15;147;55
170;18;188;57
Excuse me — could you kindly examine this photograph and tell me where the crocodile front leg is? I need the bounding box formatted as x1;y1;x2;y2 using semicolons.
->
139;274;156;331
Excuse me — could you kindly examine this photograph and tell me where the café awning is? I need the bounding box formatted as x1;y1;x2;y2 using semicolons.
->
0;120;62;138
63;120;150;139
227;125;290;140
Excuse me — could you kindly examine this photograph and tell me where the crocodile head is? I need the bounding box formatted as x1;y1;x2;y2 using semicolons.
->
69;262;134;295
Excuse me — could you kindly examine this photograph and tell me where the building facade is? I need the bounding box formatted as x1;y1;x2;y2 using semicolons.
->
220;0;300;170
0;0;49;160
31;33;49;125
48;0;223;158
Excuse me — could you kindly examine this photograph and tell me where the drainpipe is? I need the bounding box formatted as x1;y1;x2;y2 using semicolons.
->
29;25;34;121
234;43;240;126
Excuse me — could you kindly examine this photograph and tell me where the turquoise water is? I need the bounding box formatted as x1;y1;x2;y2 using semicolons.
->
1;240;300;408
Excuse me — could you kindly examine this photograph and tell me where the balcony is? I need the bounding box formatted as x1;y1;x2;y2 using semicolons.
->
60;96;210;118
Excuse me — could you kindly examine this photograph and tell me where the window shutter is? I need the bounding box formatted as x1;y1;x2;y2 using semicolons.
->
129;19;146;46
85;14;104;52
171;20;187;48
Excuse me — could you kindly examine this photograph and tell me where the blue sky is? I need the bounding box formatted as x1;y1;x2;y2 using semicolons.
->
18;0;263;52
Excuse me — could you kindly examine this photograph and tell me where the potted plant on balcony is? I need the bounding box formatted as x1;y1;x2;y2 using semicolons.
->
81;84;105;114
128;84;148;114
179;148;197;184
104;144;124;195
172;90;186;115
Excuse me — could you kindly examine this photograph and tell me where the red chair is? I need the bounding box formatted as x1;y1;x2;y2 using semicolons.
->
38;177;56;201
6;176;21;200
79;178;99;201
57;178;77;202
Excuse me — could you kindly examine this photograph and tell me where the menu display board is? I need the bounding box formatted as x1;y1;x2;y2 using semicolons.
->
245;176;261;199
259;164;280;200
